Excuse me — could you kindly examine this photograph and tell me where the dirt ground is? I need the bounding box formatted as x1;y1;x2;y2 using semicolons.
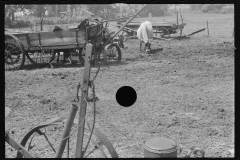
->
5;13;234;158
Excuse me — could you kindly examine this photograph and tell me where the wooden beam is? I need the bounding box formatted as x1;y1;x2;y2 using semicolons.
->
75;43;93;158
5;134;34;158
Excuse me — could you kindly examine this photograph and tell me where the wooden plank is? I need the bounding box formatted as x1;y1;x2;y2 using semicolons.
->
28;30;86;47
9;30;86;50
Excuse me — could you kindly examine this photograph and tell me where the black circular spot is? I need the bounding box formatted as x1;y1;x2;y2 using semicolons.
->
116;86;137;107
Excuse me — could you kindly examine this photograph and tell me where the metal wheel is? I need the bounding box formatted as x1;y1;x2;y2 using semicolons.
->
16;118;118;158
158;27;170;38
5;34;25;70
25;50;55;65
104;43;121;62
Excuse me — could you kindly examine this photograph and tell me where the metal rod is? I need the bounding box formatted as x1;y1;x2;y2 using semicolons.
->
207;21;209;36
55;104;78;158
111;4;147;39
75;43;93;158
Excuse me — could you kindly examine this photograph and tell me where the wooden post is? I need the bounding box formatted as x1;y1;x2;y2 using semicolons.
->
207;21;209;36
180;9;183;24
176;10;178;27
75;43;92;158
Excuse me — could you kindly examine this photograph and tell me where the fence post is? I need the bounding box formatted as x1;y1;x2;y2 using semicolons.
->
207;21;209;36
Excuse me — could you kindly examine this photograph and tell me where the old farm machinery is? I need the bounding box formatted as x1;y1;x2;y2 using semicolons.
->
5;5;205;158
5;12;129;71
5;5;143;158
117;10;186;38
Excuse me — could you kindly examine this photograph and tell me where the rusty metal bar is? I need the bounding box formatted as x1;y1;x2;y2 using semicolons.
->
55;104;78;158
187;28;206;36
75;43;93;158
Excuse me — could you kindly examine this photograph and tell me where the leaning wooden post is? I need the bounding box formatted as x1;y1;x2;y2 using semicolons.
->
176;10;178;27
75;43;92;158
207;21;209;36
55;104;78;158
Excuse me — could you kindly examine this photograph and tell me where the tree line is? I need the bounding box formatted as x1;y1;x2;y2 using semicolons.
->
5;4;233;29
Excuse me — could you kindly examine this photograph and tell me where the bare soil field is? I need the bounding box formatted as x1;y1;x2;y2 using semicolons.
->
5;13;234;158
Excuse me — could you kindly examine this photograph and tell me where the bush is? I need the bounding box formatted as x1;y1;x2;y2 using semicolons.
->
6;20;30;28
220;7;234;14
201;4;214;13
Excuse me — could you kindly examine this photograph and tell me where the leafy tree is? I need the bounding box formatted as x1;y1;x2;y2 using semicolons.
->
86;4;115;20
5;5;35;27
189;4;204;11
138;4;169;17
32;5;48;31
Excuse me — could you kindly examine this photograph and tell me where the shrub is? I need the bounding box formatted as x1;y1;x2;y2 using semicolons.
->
220;7;234;14
201;4;214;13
6;20;30;28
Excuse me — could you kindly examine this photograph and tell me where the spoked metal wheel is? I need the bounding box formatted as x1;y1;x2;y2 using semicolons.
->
25;50;55;65
82;124;118;158
5;34;25;70
104;43;121;62
16;118;118;158
158;27;170;38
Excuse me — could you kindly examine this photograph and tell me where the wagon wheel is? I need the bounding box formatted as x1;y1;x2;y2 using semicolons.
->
104;43;121;62
158;27;170;38
5;34;25;70
25;50;55;65
16;117;118;158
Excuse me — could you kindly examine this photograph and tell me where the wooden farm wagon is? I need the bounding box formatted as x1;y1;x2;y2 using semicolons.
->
117;11;186;38
5;20;122;71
